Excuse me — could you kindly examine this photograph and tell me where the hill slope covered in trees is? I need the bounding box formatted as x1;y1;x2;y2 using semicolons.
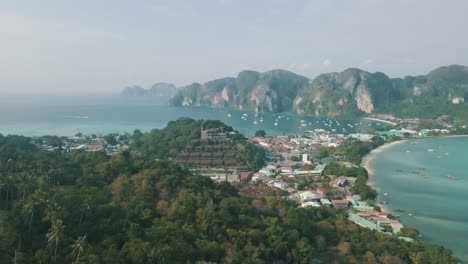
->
0;120;459;263
169;65;468;120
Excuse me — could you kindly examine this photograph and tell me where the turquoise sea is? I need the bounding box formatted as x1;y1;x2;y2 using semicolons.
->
0;95;381;137
2;95;467;261
371;137;468;262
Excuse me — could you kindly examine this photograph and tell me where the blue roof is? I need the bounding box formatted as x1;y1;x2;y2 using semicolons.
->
348;213;385;232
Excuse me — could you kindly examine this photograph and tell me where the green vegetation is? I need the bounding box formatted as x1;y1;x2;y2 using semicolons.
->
121;83;177;97
341;136;385;164
133;118;235;158
254;129;267;137
133;118;265;171
0;122;459;263
170;65;468;121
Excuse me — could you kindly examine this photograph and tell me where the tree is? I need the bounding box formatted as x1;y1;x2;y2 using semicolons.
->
71;235;87;264
104;134;117;146
46;219;65;263
254;130;266;137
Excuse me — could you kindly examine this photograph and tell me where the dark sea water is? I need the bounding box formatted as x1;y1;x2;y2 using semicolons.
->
371;137;468;262
0;95;381;136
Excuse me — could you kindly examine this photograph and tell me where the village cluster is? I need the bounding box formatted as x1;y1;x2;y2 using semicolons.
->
34;117;461;239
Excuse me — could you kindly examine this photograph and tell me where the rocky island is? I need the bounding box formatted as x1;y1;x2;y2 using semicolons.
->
168;65;468;121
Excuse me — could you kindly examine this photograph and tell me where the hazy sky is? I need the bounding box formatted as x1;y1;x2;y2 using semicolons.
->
1;0;468;93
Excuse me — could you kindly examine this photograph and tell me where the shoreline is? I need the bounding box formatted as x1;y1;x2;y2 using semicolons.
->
360;134;468;213
360;139;408;212
361;139;408;178
360;134;468;180
363;117;397;126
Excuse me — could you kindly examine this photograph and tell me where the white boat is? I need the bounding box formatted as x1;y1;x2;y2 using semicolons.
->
274;122;278;126
427;149;434;152
227;114;231;117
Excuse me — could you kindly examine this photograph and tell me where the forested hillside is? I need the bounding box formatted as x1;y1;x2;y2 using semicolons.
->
0;123;458;263
169;65;468;121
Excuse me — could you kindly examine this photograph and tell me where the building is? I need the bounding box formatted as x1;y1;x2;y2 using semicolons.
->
350;200;374;212
295;164;326;176
331;176;348;188
239;172;252;182
348;213;385;232
299;191;322;202
332;199;349;208
201;127;227;141
320;198;332;207
302;153;312;164
301;201;321;208
390;220;404;233
316;186;327;196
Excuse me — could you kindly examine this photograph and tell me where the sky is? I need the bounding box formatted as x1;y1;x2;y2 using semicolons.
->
1;0;468;94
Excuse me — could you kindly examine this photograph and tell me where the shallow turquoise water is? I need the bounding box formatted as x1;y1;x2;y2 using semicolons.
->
371;137;468;262
0;95;382;136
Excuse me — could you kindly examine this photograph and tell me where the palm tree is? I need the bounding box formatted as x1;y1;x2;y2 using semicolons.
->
23;191;48;236
71;235;87;264
42;202;60;223
46;219;65;263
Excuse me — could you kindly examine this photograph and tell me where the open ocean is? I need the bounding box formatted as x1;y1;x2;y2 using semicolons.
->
0;94;381;137
371;137;468;262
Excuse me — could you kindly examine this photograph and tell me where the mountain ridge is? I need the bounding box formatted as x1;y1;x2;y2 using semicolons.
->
168;65;468;120
121;82;177;97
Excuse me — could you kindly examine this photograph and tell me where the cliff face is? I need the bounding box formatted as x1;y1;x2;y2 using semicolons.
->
121;83;177;97
170;70;309;113
169;65;468;119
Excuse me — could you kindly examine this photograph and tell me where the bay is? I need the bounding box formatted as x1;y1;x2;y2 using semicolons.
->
0;95;381;137
371;137;468;262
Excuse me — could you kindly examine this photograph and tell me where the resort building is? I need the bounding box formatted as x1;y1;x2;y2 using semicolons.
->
201;127;227;141
332;199;349;208
348;213;385;232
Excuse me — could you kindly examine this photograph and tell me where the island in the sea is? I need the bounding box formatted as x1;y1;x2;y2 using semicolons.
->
155;65;468;121
121;82;177;97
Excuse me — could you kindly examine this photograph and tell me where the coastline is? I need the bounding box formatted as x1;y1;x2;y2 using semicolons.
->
360;139;407;212
361;139;407;178
363;117;397;126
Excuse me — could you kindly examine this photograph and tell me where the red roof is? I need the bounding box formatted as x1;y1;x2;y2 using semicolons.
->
240;172;251;181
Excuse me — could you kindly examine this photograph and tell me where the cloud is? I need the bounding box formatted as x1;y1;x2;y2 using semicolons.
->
403;58;416;64
0;12;124;42
287;63;297;70
359;58;375;68
322;59;332;67
150;1;195;17
287;63;313;71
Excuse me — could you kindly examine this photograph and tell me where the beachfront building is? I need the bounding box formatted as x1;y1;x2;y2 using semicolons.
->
348;213;385;232
332;199;349;208
349;200;375;212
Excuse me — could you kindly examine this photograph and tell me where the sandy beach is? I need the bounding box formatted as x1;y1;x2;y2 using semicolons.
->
361;134;468;177
363;117;397;126
361;140;407;177
360;140;408;212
